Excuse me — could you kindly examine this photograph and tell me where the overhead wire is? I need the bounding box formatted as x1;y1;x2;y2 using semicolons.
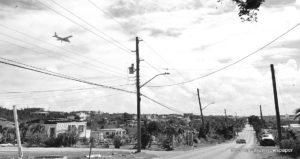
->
148;22;300;87
0;35;127;78
0;57;136;95
0;58;181;114
141;94;183;114
141;40;198;95
84;0;197;96
0;24;129;77
50;0;132;53
37;0;133;55
87;0;125;29
4;93;124;107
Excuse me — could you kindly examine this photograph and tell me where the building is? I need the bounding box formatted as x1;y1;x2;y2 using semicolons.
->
27;118;87;138
290;124;300;132
91;128;126;141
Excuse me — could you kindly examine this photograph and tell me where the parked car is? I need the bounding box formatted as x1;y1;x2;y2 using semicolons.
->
260;134;275;146
236;138;246;144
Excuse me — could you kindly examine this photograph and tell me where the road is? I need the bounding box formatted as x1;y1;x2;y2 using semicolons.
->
148;124;265;159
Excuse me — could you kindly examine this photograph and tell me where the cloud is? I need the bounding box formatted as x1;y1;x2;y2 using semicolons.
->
263;0;296;8
0;0;44;10
106;0;204;18
218;58;232;64
144;27;183;37
1;0;300;116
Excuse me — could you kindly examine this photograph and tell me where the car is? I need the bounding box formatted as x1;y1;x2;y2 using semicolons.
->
260;134;275;146
236;138;246;144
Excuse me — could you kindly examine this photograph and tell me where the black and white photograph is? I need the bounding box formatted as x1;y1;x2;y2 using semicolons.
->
0;0;300;158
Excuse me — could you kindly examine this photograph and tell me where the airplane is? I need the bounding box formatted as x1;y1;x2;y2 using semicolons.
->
53;32;72;43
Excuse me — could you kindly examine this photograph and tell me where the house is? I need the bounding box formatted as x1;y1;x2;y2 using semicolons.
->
290;124;300;132
27;118;87;138
91;128;126;141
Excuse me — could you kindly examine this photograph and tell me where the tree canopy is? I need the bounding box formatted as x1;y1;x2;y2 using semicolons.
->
219;0;265;22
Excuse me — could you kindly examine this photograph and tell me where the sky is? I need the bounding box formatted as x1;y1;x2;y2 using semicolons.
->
0;0;300;116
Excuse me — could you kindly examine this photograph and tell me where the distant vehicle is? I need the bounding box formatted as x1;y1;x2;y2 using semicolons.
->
236;138;246;144
53;32;72;43
260;134;275;146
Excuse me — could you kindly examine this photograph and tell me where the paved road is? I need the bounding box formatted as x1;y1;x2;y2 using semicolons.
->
148;124;264;159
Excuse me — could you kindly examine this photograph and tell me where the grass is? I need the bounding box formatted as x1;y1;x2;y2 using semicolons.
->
0;148;157;159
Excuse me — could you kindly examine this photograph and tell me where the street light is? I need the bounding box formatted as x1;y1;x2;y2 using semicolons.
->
140;72;170;88
202;102;215;111
136;72;169;152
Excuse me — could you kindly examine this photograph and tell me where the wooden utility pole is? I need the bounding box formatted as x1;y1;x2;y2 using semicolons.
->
270;64;282;143
259;105;265;128
197;89;204;126
13;105;23;158
235;112;238;136
224;109;227;127
135;37;141;152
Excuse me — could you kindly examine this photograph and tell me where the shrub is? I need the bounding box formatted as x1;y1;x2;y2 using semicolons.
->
280;139;300;157
27;134;44;146
43;133;79;147
44;137;59;147
113;136;122;148
162;138;173;151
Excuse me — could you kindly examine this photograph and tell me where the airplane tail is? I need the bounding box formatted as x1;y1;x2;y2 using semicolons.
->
53;32;57;37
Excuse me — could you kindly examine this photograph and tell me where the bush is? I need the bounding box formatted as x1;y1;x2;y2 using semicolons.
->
280;139;300;157
162;138;173;151
113;136;122;148
141;133;151;149
27;134;44;146
43;133;79;147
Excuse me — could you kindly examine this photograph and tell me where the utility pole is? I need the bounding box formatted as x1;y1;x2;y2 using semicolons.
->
235;112;238;136
197;89;204;126
259;105;265;128
224;109;227;127
13;105;23;158
135;36;142;152
270;64;282;143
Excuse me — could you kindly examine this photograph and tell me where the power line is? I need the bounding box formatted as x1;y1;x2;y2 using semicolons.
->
141;40;198;95
0;58;181;114
0;57;136;95
2;93;124;107
0;24;129;76
50;0;132;52
0;35;127;78
148;22;300;87
87;0;125;29
141;94;183;114
37;0;133;55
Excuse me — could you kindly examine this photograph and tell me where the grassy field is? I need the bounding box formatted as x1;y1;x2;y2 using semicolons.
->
0;147;157;159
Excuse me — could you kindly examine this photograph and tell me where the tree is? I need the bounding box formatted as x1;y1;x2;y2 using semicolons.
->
147;121;160;135
141;126;151;149
219;0;265;22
